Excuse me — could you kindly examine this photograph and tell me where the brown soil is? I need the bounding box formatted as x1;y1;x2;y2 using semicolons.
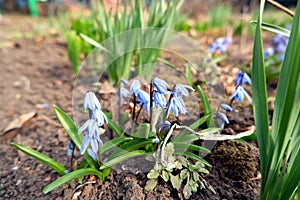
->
0;14;261;199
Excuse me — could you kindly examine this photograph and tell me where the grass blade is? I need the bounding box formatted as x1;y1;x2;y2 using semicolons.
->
11;143;66;175
251;1;270;194
43;168;104;194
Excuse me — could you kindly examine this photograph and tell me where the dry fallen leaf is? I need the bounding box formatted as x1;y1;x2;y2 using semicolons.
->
1;112;37;139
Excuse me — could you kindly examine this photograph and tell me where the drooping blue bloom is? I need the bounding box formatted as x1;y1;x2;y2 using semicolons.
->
165;84;194;117
234;71;252;86
215;112;230;124
158;120;171;131
78;119;103;156
130;79;150;113
87;148;98;161
220;104;232;112
66;148;72;157
214;112;230;130
66;140;75;157
279;53;285;62
68;140;75;150
153;77;169;94
264;47;274;60
153;91;167;108
264;30;289;60
152;138;160;144
174;83;194;97
119;87;130;105
166;95;188;117
209;37;232;54
130;79;141;95
92;107;108;126
230;86;252;103
83;91;101;112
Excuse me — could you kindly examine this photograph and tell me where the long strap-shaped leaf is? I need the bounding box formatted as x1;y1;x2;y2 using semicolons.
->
251;0;270;196
270;1;300;199
53;105;97;168
12;143;66;176
43;168;104;194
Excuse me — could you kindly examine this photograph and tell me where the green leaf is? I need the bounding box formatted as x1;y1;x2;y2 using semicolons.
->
174;150;212;168
172;113;212;143
192;171;200;182
250;21;290;37
43;168;104;194
180;169;189;180
162;170;169;182
196;85;213;127
145;179;158;191
132;123;150;139
11;143;66;175
100;150;147;170
100;136;133;155
53;105;97;168
170;174;182;190
108;138;153;160
147;169;160;179
251;1;270;195
183;182;192;199
80;33;111;54
172;142;211;154
105;112;123;137
270;1;300;199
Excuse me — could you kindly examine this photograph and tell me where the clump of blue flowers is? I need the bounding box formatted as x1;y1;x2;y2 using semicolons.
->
209;37;232;54
77;91;108;161
264;27;290;61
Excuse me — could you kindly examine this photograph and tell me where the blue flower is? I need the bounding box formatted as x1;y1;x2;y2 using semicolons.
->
78;119;103;155
68;140;75;150
137;90;150;113
214;112;230;130
234;71;252;86
166;95;187;117
215;112;230;124
165;84;193;117
220;104;232;112
153;77;169;94
230;86;252;103
66;140;75;157
130;79;141;95
264;47;274;59
92;107;108;126
153;91;167;108
152;138;160;144
83;91;101;112
158;120;171;131
209;37;232;54
66;148;72;157
174;84;194;97
130;79;150;113
87;148;98;161
119;87;130;105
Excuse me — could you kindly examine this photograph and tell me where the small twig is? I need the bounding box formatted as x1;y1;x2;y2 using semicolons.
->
267;0;295;17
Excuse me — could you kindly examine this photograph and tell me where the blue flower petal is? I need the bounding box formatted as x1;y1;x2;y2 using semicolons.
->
220;104;232;112
130;80;141;95
153;77;169;94
87;148;98;161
